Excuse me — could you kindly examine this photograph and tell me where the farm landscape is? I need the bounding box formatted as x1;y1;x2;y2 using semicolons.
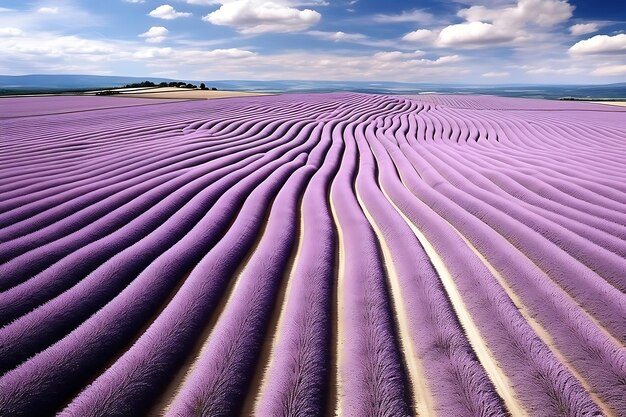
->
1;92;625;417
2;0;626;416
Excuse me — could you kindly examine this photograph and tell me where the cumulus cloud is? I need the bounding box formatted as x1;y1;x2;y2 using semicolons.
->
569;34;626;55
402;29;434;42
437;21;514;46
591;64;626;76
149;5;192;20
458;0;573;28
203;1;321;33
435;0;573;48
139;26;169;43
569;23;599;36
0;26;470;81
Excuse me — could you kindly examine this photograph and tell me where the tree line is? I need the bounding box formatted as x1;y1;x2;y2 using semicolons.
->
122;81;218;90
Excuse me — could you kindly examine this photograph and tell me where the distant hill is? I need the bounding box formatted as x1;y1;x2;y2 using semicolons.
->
0;74;176;92
1;74;624;99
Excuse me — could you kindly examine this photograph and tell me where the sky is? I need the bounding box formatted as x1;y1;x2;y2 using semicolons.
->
0;0;625;83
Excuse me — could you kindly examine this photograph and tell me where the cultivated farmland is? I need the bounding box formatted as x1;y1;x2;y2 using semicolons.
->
0;93;625;417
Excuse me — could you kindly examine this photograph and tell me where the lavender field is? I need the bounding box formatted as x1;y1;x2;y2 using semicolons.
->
1;93;626;417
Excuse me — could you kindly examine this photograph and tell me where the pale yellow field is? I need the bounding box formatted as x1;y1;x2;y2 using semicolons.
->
118;88;271;99
587;101;626;107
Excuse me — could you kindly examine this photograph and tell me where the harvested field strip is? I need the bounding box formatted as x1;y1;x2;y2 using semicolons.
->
1;93;625;417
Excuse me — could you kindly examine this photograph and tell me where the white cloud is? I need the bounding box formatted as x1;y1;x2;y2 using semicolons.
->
458;0;573;28
569;34;626;55
135;46;256;61
256;51;467;80
191;48;257;58
370;51;461;67
203;1;321;34
431;55;462;64
149;5;192;20
139;26;169;43
308;30;367;42
6;9;621;84
437;21;515;46
591;64;626;76
123;0;145;3
185;0;328;4
294;0;329;5
184;0;218;4
402;29;434;42
37;7;59;14
482;71;509;77
373;50;426;61
306;30;410;49
372;9;434;24
0;27;23;37
133;47;174;59
569;23;599;36
434;0;574;48
0;23;471;81
1;34;115;57
2;0;604;85
0;2;96;30
525;66;582;75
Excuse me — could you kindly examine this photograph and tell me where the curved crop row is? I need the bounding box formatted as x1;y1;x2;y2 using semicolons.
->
1;93;624;416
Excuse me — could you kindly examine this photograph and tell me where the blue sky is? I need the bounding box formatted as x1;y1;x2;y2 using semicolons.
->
0;0;624;83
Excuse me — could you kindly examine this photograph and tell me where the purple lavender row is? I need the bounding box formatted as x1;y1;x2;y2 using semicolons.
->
416;143;626;291
0;146;313;417
377;107;625;413
0;118;310;270
0;114;309;230
162;163;315;417
0;92;390;414
252;127;341;417
0;120;324;375
327;117;412;416
58;148;321;416
437;143;626;251
410;164;626;413
369;122;602;416
252;94;405;416
355;122;507;416
0;93;336;191
400;139;626;345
